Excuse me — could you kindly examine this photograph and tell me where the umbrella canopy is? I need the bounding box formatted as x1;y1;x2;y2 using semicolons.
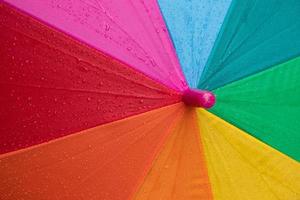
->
0;0;300;200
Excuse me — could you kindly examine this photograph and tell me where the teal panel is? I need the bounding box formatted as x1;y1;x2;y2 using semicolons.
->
210;56;300;161
198;0;300;90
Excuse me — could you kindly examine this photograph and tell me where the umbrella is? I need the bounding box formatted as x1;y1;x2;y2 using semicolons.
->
0;0;299;199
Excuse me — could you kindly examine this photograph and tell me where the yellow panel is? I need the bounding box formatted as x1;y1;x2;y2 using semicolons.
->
197;109;300;200
133;108;213;200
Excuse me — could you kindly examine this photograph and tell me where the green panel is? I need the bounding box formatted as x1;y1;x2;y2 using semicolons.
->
210;56;300;161
198;0;300;90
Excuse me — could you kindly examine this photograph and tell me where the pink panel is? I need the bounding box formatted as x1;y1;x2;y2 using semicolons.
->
4;0;187;91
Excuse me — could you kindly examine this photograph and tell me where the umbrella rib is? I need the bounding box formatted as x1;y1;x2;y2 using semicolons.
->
129;0;185;89
89;0;179;89
2;23;176;94
0;82;170;99
203;121;240;199
0;104;183;181
69;106;181;193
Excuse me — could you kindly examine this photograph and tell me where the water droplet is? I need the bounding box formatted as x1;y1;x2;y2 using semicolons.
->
105;24;110;31
87;97;91;101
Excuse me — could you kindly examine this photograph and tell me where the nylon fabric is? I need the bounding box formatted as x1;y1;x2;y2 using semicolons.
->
197;109;300;200
3;0;187;91
198;0;300;90
0;3;181;154
210;56;300;161
0;103;185;200
158;0;231;88
133;108;212;200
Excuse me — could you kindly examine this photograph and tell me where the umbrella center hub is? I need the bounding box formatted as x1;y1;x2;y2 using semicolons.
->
182;88;216;108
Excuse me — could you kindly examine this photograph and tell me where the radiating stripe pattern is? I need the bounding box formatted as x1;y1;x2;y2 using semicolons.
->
4;0;187;91
0;104;185;200
197;109;300;200
158;0;231;88
0;2;181;154
198;0;300;90
1;1;300;200
134;108;212;200
210;56;300;161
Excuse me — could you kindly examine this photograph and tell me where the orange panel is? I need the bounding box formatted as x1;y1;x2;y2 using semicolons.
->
0;103;185;200
133;108;213;200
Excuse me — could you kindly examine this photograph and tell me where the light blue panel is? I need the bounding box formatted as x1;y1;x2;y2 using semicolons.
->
158;0;232;88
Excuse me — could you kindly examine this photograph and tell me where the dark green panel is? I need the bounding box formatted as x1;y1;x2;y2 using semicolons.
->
210;56;300;161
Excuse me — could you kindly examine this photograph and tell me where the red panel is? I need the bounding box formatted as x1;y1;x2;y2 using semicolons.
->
0;104;185;200
0;3;181;154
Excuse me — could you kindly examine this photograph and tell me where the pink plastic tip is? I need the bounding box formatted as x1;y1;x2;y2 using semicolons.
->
182;88;216;108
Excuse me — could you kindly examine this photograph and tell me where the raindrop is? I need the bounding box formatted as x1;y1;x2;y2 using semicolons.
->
87;97;91;101
105;24;110;31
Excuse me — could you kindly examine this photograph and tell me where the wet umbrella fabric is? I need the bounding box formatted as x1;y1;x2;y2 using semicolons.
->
0;1;300;200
